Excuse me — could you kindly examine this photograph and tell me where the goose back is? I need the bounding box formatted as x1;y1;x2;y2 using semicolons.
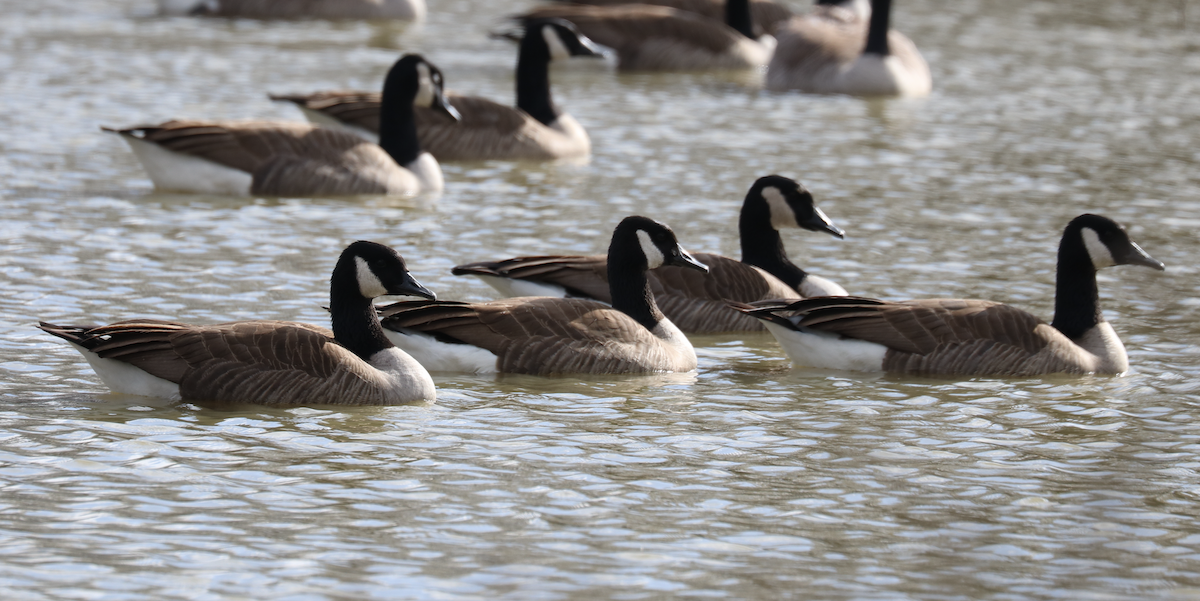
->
167;0;426;20
110;120;422;196
379;297;698;375
547;0;793;36
516;5;770;70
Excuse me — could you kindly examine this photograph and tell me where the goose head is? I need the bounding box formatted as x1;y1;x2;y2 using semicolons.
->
384;54;461;122
611;216;709;273
1064;214;1165;273
339;240;437;301
750;175;846;238
528;18;608;62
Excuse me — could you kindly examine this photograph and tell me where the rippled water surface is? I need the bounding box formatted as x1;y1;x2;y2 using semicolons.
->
2;0;1199;598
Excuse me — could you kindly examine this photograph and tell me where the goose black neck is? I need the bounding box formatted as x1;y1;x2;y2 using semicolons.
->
864;0;892;56
1050;234;1102;341
607;242;665;332
378;82;422;168
725;0;756;40
516;32;560;127
329;261;395;360
738;199;808;290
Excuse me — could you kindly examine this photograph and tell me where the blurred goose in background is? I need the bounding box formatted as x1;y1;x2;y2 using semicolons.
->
106;54;459;196
767;0;931;96
451;175;847;333
513;0;774;70
157;0;426;20
544;0;795;36
378;216;709;375
734;214;1165;376
39;241;438;406
272;19;604;162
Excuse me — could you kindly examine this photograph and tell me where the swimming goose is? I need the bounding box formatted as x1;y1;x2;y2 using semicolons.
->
766;0;931;96
545;0;794;36
514;0;774;71
106;54;459;196
38;241;438;406
271;19;604;161
377;216;709;375
451;175;846;334
157;0;426;20
733;214;1165;376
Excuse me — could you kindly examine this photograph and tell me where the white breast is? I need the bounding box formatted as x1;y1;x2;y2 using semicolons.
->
403;152;444;193
368;347;437;400
798;274;848;298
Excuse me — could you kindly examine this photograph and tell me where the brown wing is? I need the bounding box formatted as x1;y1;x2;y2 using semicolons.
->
744;297;1081;376
769;11;867;78
271;90;383;132
109;120;414;196
518;5;745;57
415;95;563;161
548;0;792;35
646;253;796;333
40;319;412;406
452;255;613;301
379;298;692;374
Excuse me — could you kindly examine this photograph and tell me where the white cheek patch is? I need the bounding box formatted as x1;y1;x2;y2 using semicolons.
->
1081;227;1115;269
414;63;435;108
543;26;571;61
637;230;665;269
356;256;388;298
762;186;801;230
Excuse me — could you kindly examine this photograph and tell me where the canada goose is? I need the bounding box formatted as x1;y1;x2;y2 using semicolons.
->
766;0;931;96
157;0;425;20
39;241;439;406
271;19;604;161
733;214;1165;376
451;175;847;334
106;54;459;196
545;0;794;36
514;0;774;71
377;216;709;375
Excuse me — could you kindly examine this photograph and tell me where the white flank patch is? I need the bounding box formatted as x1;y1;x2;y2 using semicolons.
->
298;107;378;143
120;135;252;195
383;329;499;374
72;343;181;399
476;275;567;299
637;230;665;269
762;186;800;230
761;321;887;372
356;256;387;298
1081;227;1115;269
798;274;848;297
370;348;437;400
543;26;571;61
404;152;444;192
414;62;435;108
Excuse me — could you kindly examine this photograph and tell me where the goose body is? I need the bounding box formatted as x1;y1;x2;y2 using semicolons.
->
514;0;773;71
766;0;931;96
734;215;1165;376
39;241;438;406
452;175;847;334
109;54;458;196
272;20;603;161
379;216;710;375
158;0;426;20
546;0;794;36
